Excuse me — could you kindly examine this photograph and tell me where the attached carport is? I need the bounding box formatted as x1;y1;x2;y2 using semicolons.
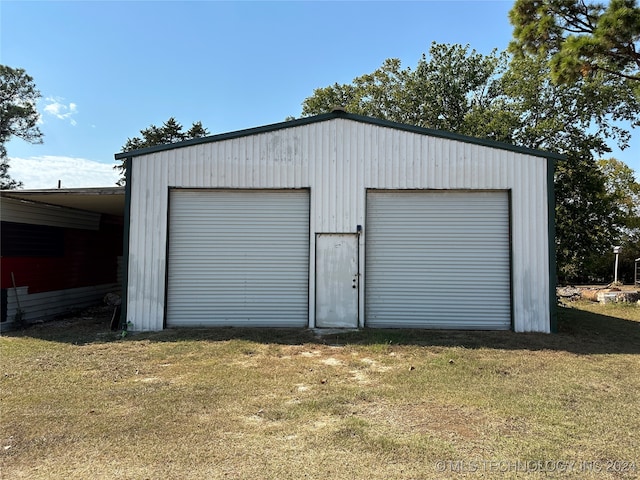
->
0;187;125;328
0;187;125;216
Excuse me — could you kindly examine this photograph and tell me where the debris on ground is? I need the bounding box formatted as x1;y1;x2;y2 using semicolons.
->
557;285;639;304
557;286;582;301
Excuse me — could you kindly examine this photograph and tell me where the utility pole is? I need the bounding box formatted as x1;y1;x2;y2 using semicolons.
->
613;246;621;284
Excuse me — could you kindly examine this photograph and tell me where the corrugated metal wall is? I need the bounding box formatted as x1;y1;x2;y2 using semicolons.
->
127;118;550;332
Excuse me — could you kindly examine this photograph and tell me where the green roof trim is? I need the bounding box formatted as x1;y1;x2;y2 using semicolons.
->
114;111;566;161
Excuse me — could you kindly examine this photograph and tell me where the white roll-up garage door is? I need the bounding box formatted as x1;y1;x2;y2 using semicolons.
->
166;189;309;327
366;191;511;329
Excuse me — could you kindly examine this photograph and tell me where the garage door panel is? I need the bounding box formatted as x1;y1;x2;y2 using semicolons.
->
366;191;511;329
166;189;309;327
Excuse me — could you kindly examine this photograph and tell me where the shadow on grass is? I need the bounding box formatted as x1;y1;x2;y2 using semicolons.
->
4;305;640;355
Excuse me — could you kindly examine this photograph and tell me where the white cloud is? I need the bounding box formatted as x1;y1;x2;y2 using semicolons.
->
7;156;120;189
43;97;78;125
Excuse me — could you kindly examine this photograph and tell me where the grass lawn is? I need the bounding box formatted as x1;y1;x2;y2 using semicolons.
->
1;301;639;479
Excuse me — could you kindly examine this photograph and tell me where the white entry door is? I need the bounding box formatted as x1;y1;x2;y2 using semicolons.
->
315;234;359;328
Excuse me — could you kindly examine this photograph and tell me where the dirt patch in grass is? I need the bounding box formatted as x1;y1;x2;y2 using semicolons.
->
2;303;640;479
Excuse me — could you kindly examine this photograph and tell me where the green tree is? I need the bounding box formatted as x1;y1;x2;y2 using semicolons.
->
302;43;519;142
598;157;640;228
584;158;640;282
116;117;209;185
300;42;640;282
0;65;43;189
0;159;22;190
495;52;639;281
509;0;640;94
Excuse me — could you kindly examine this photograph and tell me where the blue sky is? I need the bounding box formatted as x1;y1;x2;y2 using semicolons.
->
3;0;638;188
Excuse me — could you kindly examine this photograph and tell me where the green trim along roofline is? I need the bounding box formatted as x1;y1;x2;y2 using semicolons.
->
113;110;566;162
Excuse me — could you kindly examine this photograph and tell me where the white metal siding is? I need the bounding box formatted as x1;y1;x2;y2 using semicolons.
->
165;189;309;327
366;191;511;329
127;117;551;332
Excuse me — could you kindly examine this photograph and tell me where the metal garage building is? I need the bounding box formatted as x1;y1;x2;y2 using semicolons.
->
116;111;559;333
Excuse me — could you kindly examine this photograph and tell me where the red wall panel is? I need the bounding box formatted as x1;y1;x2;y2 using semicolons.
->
1;216;123;293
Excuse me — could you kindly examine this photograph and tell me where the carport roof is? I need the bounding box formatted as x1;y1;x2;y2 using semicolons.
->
0;187;125;216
